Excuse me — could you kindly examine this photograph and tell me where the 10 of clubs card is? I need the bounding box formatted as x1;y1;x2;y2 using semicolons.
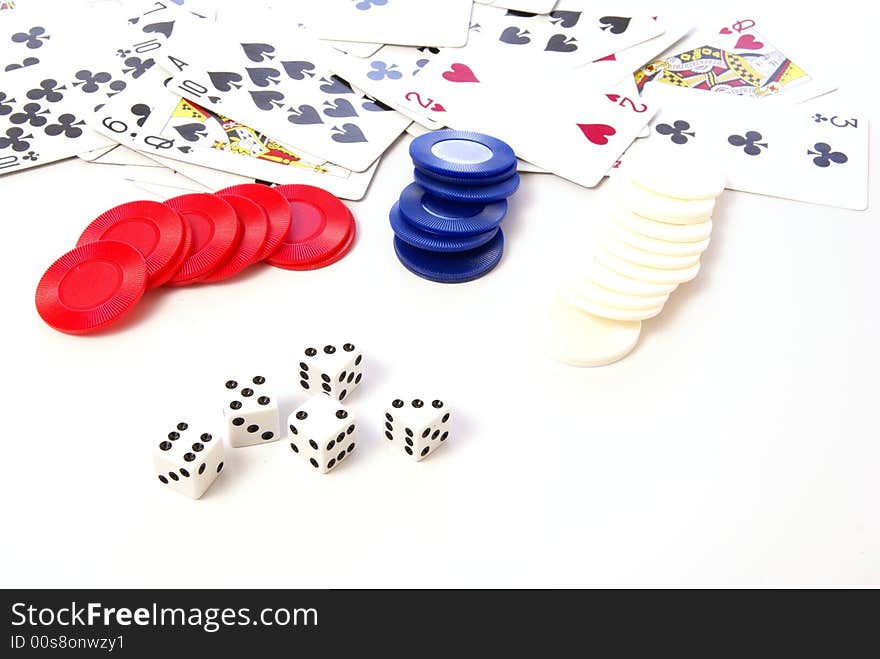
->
620;87;869;210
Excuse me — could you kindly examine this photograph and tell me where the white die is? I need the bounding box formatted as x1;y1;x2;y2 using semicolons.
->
297;343;364;402
384;398;451;461
154;421;225;499
222;375;281;448
287;395;358;474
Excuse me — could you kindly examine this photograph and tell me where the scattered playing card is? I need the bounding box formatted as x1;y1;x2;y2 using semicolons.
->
619;87;869;210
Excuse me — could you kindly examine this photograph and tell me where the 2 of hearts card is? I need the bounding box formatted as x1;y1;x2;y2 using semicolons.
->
619;86;869;210
159;11;411;172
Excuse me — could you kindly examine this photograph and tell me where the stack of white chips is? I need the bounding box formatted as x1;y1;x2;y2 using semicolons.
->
546;156;725;367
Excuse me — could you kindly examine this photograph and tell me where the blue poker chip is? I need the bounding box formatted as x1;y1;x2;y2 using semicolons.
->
414;161;518;186
409;130;516;180
390;202;499;253
398;183;507;236
414;169;520;204
394;230;504;284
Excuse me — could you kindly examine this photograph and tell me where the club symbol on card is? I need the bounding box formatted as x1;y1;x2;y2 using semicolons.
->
812;113;829;124
5;57;39;72
241;43;276;63
0;127;33;152
331;123;367;144
352;0;387;10
26;79;65;103
9;102;48;127
442;63;479;83
142;21;174;39
0;92;15;115
367;61;402;81
323;99;358;118
208;71;243;92
728;131;768;156
281;60;315;80
11;26;49;49
808;142;848;168
45;113;85;139
413;59;429;76
656;120;695;145
550;11;581;28
22;150;39;162
319;75;354;94
577;123;616;145
599;16;631;34
287;104;323;125
123;56;154;79
72;70;113;94
107;80;127;98
131;103;151;128
116;48;131;58
500;27;531;45
545;34;577;52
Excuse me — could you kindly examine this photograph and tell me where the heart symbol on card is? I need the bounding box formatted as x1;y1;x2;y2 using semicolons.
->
442;63;479;83
605;93;620;103
734;34;764;50
577;123;616;145
594;53;617;63
431;103;446;112
719;27;733;34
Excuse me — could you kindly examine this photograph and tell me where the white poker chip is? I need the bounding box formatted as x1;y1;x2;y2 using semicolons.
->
544;296;642;368
596;249;701;285
599;232;702;270
563;277;669;311
564;287;665;322
611;177;715;225
584;257;678;297
607;221;711;257
609;204;713;243
621;153;726;201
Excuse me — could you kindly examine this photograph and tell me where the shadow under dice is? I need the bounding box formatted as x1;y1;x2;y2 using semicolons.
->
223;375;281;448
297;343;364;402
385;398;451;461
154;421;225;499
288;395;358;474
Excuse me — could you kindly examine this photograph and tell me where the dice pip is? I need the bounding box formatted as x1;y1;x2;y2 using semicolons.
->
222;375;281;448
297;343;364;402
384;398;451;461
287;395;358;474
154;421;224;499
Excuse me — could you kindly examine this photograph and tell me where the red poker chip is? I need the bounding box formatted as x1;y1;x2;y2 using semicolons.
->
158;217;193;286
35;240;147;335
77;201;185;289
163;194;240;286
266;185;355;270
218;183;291;262
201;194;270;283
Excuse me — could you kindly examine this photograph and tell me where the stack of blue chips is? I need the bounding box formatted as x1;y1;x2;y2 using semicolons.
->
391;130;519;284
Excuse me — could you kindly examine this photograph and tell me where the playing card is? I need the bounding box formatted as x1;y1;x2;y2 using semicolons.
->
301;0;473;47
619;87;869;210
0;1;17;11
327;44;446;129
158;12;411;171
635;16;837;104
78;143;165;166
89;72;379;199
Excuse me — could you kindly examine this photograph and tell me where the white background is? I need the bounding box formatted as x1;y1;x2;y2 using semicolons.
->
1;1;878;588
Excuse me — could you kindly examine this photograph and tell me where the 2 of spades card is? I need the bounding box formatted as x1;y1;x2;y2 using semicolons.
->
619;87;869;210
159;12;411;172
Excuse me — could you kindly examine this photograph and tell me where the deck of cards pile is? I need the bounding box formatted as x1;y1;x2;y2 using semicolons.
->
391;130;516;283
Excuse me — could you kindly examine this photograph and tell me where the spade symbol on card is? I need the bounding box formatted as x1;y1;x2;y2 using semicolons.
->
249;90;285;110
550;10;581;28
577;123;616;145
241;43;275;62
246;67;281;87
500;27;530;45
173;122;208;142
331;123;367;144
599;16;631;34
287;104;323;125
323;99;358;118
142;21;174;38
442;63;479;83
545;34;577;52
177;146;192;154
281;60;315;80
208;71;243;91
319;75;354;94
362;98;393;112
